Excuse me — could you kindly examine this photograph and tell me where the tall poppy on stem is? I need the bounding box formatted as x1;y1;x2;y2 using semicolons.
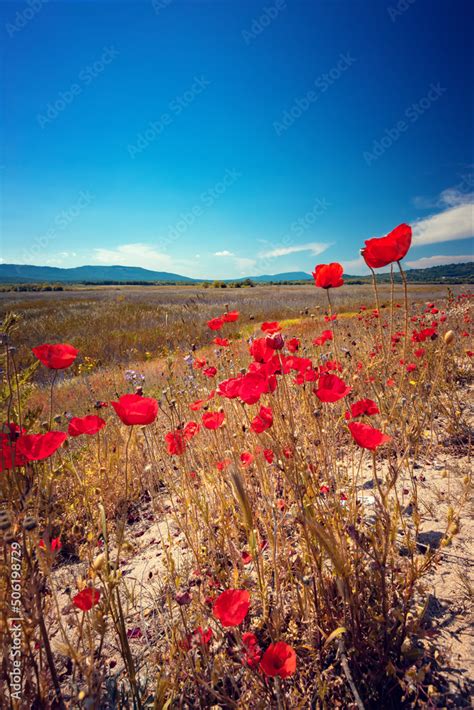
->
32;343;78;369
111;394;158;426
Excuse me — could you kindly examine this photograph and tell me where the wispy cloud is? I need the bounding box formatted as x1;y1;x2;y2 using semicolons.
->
259;241;330;259
93;243;173;270
214;250;234;257
406;254;474;269
412;186;473;246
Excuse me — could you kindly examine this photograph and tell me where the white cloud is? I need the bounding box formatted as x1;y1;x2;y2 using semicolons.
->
259;242;330;258
214;250;234;257
411;185;473;246
406;254;474;269
92;243;173;270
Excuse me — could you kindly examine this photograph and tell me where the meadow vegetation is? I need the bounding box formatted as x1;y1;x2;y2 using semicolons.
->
0;258;473;707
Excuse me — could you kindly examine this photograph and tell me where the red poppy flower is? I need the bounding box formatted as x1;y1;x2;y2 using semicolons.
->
315;374;351;403
346;398;380;419
165;430;186;456
361;223;412;269
313;329;333;346
111;394;158;426
348;422;391;450
0;441;27;471
218;376;243;399
263;448;274;463
184;421;200;440
286;338;300;353
39;537;62;552
207;317;224;331
1;424;27;471
212;589;250;627
202;411;225;430
32;343;78;370
240;451;254;466
193;358;207;369
203;366;217;378
222;310;239;322
16;431;67;462
239;372;268;405
189;398;206;411
216;458;231;471
312;263;344;289
73;587;100;612
250;405;273;434
261;321;281;334
250;338;275;364
68;415;106;437
260;641;297;678
213;337;229;347
242;632;262;668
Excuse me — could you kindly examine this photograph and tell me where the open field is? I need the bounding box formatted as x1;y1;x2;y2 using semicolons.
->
1;282;473;708
1;283;471;375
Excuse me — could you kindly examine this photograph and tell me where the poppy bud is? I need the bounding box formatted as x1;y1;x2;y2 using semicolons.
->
444;330;455;345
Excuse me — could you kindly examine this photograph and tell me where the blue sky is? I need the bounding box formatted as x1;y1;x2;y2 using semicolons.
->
1;0;473;278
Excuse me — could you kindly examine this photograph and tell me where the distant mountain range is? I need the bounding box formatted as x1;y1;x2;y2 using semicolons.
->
0;262;473;284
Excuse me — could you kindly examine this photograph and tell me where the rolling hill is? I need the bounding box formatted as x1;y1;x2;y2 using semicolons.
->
0;262;472;285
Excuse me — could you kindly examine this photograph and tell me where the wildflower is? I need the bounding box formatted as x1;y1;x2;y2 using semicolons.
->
286;337;300;352
216;458;231;471
32;343;78;369
39;537;62;553
213;337;229;347
203;366;217;378
242;632;262;668
345;398;379;419
240;451;254;466
184;421;200;440
312;263;344;289
16;431;67;462
250;405;273;433
263;448;274;463
193;358;207;369
361;223;412;268
212;589;250;627
218;376;243;399
261;321;281;334
348;421;391;450
315;374;351;402
73;587;100;612
222;310;239;322
250;338;275;364
313;330;333;346
68;415;106;437
202;411;225;429
260;641;297;678
165;430;186;455
207;317;224;331
111;394;158;425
